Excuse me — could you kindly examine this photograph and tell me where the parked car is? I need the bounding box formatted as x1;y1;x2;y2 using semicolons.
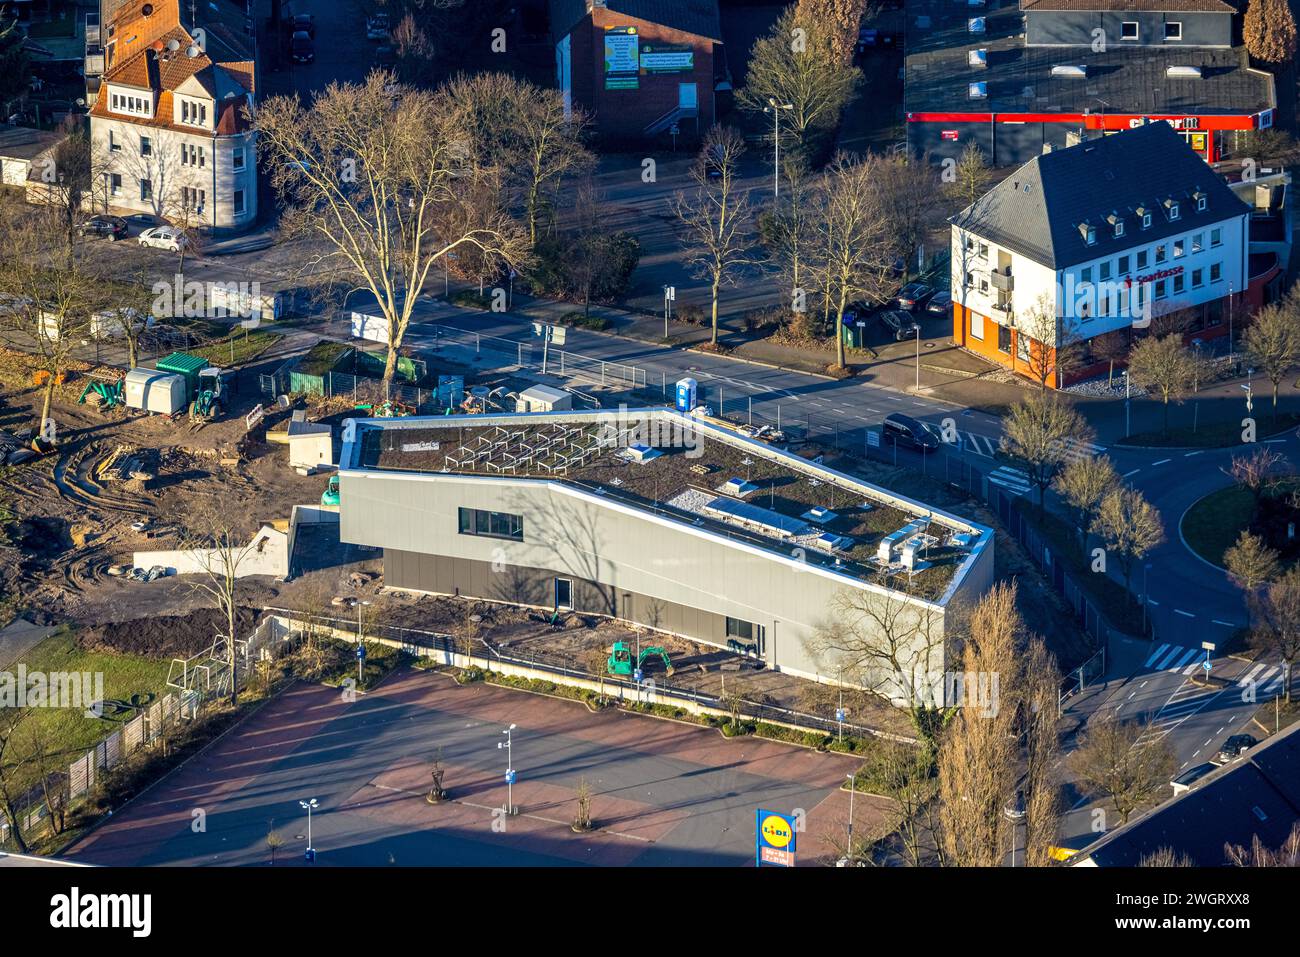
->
375;43;397;66
1217;733;1256;764
1171;762;1218;795
879;308;920;341
896;282;934;310
77;214;128;240
137;226;188;252
293;13;315;38
366;12;390;40
926;290;953;315
882;413;940;453
291;30;315;63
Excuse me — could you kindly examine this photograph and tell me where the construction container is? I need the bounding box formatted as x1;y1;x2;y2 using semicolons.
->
123;369;186;415
515;384;572;413
155;352;209;402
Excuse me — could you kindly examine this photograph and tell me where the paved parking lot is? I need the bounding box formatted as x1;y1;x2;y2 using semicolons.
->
67;670;886;866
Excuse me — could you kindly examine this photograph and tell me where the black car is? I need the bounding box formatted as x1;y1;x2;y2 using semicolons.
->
896;282;934;311
291;30;314;63
879;308;920;341
1171;762;1217;794
926;290;953;315
1217;733;1256;764
293;13;315;38
882;413;940;453
77;214;128;241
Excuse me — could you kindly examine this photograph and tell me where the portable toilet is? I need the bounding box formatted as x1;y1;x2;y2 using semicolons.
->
123;368;187;415
155;352;209;402
675;377;697;413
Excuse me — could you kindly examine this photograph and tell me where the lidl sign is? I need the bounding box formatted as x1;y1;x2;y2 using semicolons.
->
755;809;797;867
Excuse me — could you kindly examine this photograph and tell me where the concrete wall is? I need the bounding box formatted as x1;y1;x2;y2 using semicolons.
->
339;469;955;699
134;524;288;578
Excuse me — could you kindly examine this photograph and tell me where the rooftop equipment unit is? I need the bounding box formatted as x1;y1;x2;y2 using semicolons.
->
969;81;987;99
968;17;986;33
626;443;662;463
721;477;760;498
802;506;838;525
816;533;854;552
1051;65;1087;78
1166;66;1203;79
968;48;987;68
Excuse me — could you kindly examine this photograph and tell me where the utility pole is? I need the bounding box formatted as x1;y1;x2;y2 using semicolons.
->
764;100;793;197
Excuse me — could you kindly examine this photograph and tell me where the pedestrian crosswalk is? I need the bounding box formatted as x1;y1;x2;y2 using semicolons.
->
987;465;1032;496
1142;642;1288;696
1135;682;1221;746
1055;438;1107;463
959;431;999;457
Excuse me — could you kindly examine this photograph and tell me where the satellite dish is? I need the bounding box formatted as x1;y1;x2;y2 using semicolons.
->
186;45;199;58
166;38;180;52
142;3;154;15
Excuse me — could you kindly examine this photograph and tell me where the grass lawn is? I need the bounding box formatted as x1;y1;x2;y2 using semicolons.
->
183;328;282;367
1117;412;1300;449
1180;478;1300;568
3;628;173;784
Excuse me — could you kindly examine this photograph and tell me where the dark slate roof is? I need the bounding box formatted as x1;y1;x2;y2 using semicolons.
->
951;122;1250;269
550;0;723;41
1082;723;1300;867
1021;0;1234;11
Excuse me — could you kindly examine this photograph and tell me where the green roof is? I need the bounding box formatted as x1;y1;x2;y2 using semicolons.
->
156;352;210;376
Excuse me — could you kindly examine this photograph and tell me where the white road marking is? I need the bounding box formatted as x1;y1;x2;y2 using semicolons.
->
1123;468;1141;478
1152;458;1171;466
1144;643;1171;668
1184;450;1203;457
1174;609;1195;618
1212;620;1236;627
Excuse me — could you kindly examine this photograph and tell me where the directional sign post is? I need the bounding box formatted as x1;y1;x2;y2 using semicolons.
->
1202;641;1215;676
356;642;367;683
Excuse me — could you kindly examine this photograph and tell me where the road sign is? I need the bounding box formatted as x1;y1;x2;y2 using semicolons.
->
664;285;676;301
633;668;644;683
835;709;846;723
505;769;516;785
755;809;797;867
866;430;881;448
356;644;367;660
551;325;566;346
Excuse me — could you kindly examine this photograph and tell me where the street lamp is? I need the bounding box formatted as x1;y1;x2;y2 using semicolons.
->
497;723;517;816
1142;562;1153;634
915;325;922;391
1003;792;1026;867
763;99;793;198
845;772;856;863
1122;369;1131;438
299;798;318;861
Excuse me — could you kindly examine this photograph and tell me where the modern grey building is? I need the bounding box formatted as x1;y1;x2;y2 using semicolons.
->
336;408;995;704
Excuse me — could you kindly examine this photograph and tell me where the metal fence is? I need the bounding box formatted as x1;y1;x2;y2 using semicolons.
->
0;688;205;849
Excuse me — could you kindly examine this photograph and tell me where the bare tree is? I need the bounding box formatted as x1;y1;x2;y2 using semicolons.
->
180;503;264;706
266;825;286;865
1126;334;1197;435
1054;455;1119;553
255;71;529;385
1000;392;1095;509
937;583;1021;866
1225;820;1300;866
811;152;902;369
945;141;993;213
0;707;34;853
670;127;757;347
1139;847;1195;867
737;7;859;151
806;586;951;757
1224;530;1280;594
857;738;936;865
1244;0;1298;65
572;777;594;832
1244;298;1300;415
1071;719;1177;825
1249;566;1300;703
1020;637;1063;868
1092;486;1165;610
758;154;817;306
1092;330;1130;390
1224;445;1285;508
1015;295;1081;390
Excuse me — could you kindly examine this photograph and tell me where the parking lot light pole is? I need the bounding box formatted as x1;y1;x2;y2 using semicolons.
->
915;326;922;390
763;100;793;197
299;798;318;861
498;723;517;815
845;772;856;861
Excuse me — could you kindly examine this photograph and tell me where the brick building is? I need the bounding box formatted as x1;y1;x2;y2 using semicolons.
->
550;0;726;141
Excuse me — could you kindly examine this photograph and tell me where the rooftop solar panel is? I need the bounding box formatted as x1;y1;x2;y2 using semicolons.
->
703;497;812;539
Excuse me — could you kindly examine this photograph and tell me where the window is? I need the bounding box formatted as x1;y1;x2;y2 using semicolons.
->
554;578;573;610
1173;239;1184;258
1192;267;1203;288
970;310;984;340
726;617;766;653
232;147;246;172
978;242;989;259
1173;273;1185;294
1211;228;1223;247
1016;333;1031;361
1141;212;1152;229
1080;267;1093;284
997;324;1012;353
180;144;205;168
1121;21;1138;39
1192;233;1204;253
1168;201;1180;221
181;187;205;211
1165;21;1182;40
457;507;523;541
1197;195;1207;212
1118;254;1130;274
180;99;207;126
1155;245;1167;264
108;131;120;153
1099;261;1112;281
1155;279;1167;299
1210;262;1222;282
234;189;246;215
139;177;152;202
109;173;122;196
1114;220;1125;238
1136;250;1148;269
139;135;151;157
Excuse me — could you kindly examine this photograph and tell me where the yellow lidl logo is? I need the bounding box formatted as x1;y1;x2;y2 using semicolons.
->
760;814;793;849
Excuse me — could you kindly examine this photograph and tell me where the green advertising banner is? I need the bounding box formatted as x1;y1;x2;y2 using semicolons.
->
640;44;694;74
